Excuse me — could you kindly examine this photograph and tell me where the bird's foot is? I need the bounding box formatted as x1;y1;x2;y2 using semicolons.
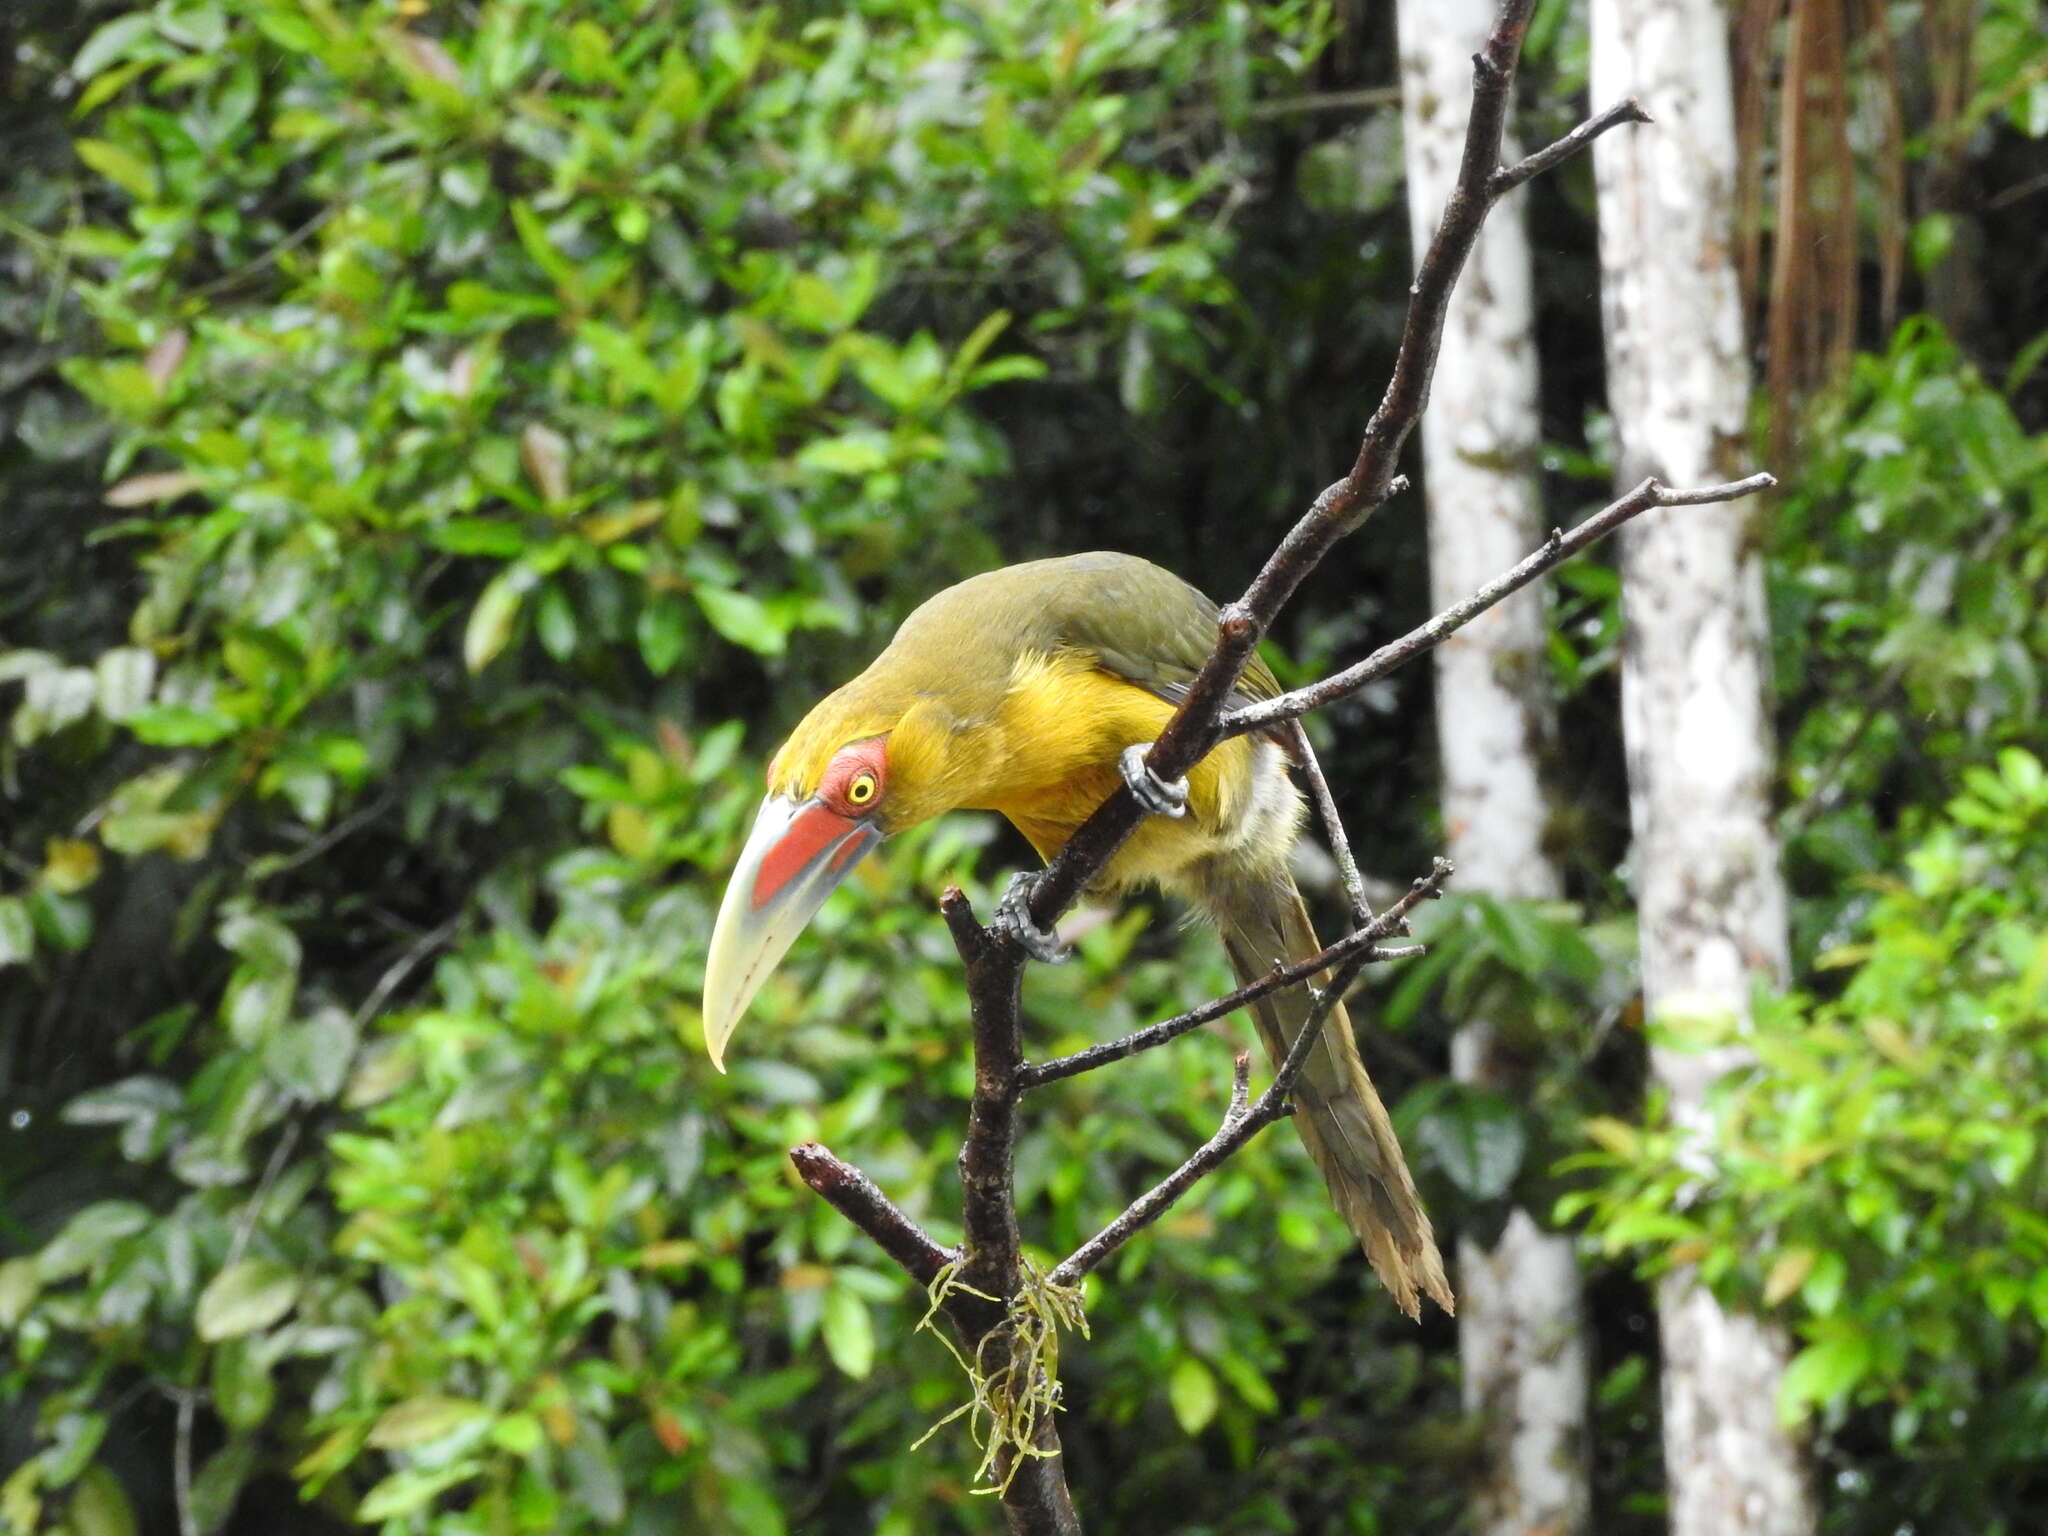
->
1119;743;1188;819
994;872;1071;964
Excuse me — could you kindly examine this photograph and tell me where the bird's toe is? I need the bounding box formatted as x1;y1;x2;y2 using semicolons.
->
994;872;1072;963
1119;743;1188;819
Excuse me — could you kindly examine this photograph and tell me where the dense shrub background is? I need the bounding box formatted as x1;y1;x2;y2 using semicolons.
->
2;3;2044;1534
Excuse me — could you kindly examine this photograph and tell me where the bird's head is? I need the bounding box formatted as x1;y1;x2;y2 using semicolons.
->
700;679;964;1071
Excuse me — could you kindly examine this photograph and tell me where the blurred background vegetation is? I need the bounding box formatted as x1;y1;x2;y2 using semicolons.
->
1;1;2043;1533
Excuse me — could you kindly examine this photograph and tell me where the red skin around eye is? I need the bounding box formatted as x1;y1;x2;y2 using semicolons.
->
816;737;889;816
752;802;856;910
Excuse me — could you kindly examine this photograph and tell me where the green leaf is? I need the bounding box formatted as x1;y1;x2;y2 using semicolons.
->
1910;213;1955;276
1413;1088;1527;1200
74;138;158;201
195;1259;300;1341
210;1339;276;1432
694;586;785;656
43;1411;107;1488
187;1440;257;1536
0;1258;39;1328
0;649;57;684
536;584;578;660
489;1414;544;1455
65;1465;137;1536
29;888;93;952
0;896;31;968
511;200;576;292
1212;1352;1278;1415
368;1396;492;1450
564;1418;625;1523
93;648;156;721
967;354;1049;388
15;666;97;741
63;1076;182;1161
72;13;160;79
947;308;1013;389
795;430;893;476
263;1010;357;1102
1168;1356;1219;1435
126;703;237;747
1777;1327;1872;1422
428;519;528;557
820;1286;875;1379
219;907;300;973
464;566;535;673
35;1201;151;1281
636;598;688;676
355;1466;479;1522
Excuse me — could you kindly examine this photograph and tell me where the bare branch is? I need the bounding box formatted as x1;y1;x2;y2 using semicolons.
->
1285;719;1373;926
790;1143;952;1288
1016;0;1608;945
1491;97;1653;195
1019;858;1454;1090
942;889;1027;1300
1051;942;1378;1288
1222;475;1777;737
173;1389;199;1536
782;5;1719;1527
1048;1054;1258;1288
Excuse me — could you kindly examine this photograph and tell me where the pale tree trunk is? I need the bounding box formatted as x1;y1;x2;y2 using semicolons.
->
1396;3;1591;1531
1590;4;1818;1534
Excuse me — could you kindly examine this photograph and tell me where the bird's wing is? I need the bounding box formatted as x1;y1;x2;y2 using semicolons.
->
1037;555;1286;709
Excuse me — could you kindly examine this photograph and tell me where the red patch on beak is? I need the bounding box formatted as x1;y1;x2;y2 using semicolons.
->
751;803;863;911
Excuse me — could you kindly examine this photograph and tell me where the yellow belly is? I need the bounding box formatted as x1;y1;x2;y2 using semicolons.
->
977;651;1299;896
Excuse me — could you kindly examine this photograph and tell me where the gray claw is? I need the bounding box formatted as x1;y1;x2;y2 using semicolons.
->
1119;743;1188;819
995;872;1070;963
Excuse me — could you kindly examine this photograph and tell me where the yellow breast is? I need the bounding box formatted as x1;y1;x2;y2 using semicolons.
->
971;651;1284;894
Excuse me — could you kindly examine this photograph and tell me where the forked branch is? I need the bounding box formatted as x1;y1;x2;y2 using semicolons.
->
783;5;1768;1532
1019;856;1455;1090
1048;860;1455;1286
1017;29;1658;938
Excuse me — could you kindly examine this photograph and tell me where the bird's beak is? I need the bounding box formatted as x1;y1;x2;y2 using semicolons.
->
701;793;883;1071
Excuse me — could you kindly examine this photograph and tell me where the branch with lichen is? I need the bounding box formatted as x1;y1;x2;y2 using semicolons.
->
783;5;1773;1531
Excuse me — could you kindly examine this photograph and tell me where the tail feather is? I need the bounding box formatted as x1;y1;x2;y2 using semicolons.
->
1213;876;1453;1320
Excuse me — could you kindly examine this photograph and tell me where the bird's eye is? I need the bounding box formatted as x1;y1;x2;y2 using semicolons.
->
845;772;878;807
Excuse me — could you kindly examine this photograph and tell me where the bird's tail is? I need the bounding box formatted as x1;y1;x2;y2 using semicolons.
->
1210;875;1453;1319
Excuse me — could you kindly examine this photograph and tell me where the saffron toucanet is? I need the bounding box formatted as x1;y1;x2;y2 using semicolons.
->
702;551;1452;1318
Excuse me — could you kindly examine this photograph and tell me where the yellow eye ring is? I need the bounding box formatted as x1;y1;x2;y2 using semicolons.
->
846;773;878;806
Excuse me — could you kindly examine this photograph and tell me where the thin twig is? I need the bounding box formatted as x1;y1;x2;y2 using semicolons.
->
1222;475;1776;737
1019;858;1452;1090
789;1143;951;1287
173;1388;199;1536
1018;37;1649;943
222;1119;302;1272
1251;85;1404;119
190;208;336;299
1051;944;1382;1288
353;914;461;1028
255;790;396;880
1491;97;1652;194
1284;719;1373;926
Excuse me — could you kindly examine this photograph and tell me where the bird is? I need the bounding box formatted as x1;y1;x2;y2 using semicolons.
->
701;551;1452;1319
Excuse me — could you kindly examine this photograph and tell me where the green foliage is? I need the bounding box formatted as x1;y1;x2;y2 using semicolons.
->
1773;319;2048;958
1567;746;2048;1532
0;2;1502;1533
1380;892;1636;1233
9;0;2036;1531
